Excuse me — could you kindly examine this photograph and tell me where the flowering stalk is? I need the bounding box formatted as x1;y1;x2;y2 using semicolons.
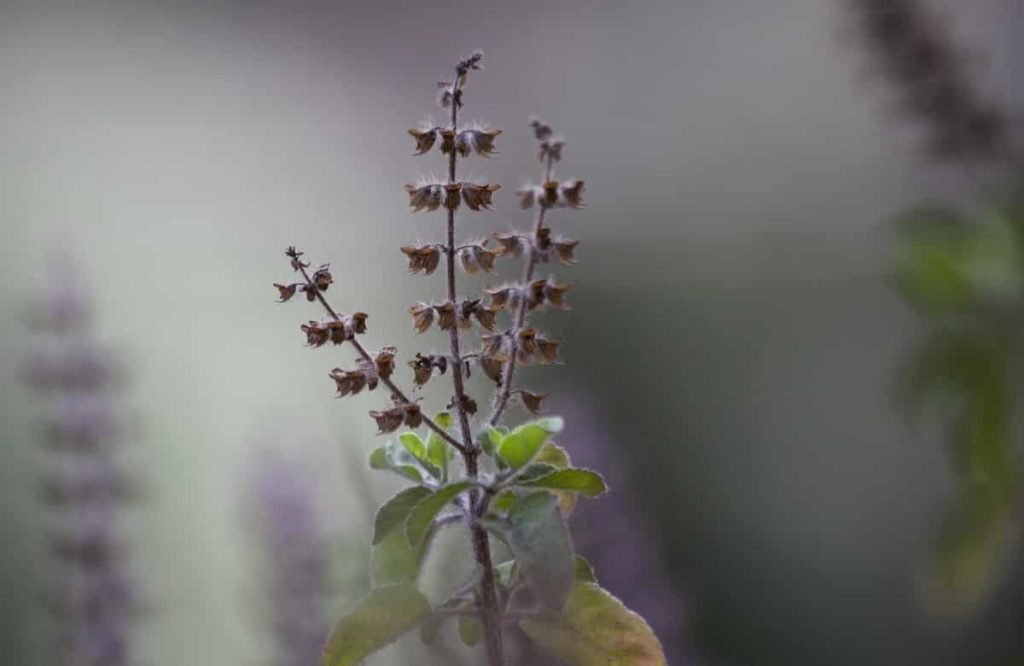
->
23;266;142;666
273;50;667;666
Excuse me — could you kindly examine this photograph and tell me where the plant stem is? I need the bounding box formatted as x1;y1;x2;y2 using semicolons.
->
444;70;505;666
291;260;467;454
487;155;555;426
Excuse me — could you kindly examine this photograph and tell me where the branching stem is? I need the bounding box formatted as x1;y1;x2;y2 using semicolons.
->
291;261;468;455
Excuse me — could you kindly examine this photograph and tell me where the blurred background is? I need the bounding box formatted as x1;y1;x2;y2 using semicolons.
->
1;0;1023;663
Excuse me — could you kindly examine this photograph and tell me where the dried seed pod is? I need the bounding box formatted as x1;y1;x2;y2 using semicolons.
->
409;303;434;334
520;390;547;414
493;232;524;257
456;300;477;331
450;394;478;416
312;265;333;291
409;354;434;386
480;355;506;383
535;227;553;251
348;312;368;336
536;337;561;364
457;128;502;157
300;284;317;302
480;333;506;357
404;184;443;212
301;322;329;348
374;347;397;380
437;83;456;110
461;183;500;211
517;187;539;210
517;328;539;356
539;138;564;163
329;368;368;397
485;286;514;311
286;247;309;271
326;320;348;345
370;407;404;434
403;403;424;428
473;306;497;331
527;279;548;310
274;283;298;303
444;183;462;211
560;179;585;208
473;244;502;272
553;238;579;265
458;247;480;275
540;181;560;208
408;127;438;155
401;245;441;275
543;280;572;309
434;302;457;331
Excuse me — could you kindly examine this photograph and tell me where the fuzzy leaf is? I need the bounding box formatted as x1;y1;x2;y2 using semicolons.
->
535;441;571;468
504;492;574;610
489;490;518;514
373;486;433;546
498;423;553;469
371;531;428;587
368;446;390;470
519;468;608;498
400;432;426;460
519;582;667;666
322;583;431;666
406;481;473;546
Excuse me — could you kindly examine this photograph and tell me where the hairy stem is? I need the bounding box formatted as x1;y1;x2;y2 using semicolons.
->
487;155;556;426
444;70;505;666
291;261;467;454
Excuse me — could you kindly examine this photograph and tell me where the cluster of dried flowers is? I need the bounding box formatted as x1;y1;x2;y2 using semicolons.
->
22;268;142;666
272;51;583;445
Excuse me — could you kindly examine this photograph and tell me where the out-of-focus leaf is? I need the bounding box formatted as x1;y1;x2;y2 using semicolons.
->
322;583;430;666
373;486;433;545
405;480;473;546
489;490;517;515
371;530;428;587
503;492;573;610
457;616;482;646
573;556;598;583
519;581;667;665
368;446;389;470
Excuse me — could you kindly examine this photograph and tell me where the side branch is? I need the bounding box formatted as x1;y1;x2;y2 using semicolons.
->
486;156;555;426
290;255;469;455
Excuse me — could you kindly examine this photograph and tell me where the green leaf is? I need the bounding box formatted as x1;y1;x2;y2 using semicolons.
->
322;583;431;666
458;616;482;647
573;556;597;583
505;492;574;610
483;427;507;458
495;559;518;586
400;432;426;460
533;416;565;434
519;468;608;498
489;490;518;514
371;531;428;586
368;446;390;470
373;487;433;546
498;423;553;469
425;431;448;482
405;481;473;547
519;582;667;666
535;441;571;468
435;412;453;429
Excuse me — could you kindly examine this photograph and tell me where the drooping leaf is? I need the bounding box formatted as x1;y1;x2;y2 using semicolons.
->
519;468;608;498
373;486;433;545
573;556;598;583
504;491;574;610
405;480;473;546
458;616;482;647
519;582;667;666
322;583;431;666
